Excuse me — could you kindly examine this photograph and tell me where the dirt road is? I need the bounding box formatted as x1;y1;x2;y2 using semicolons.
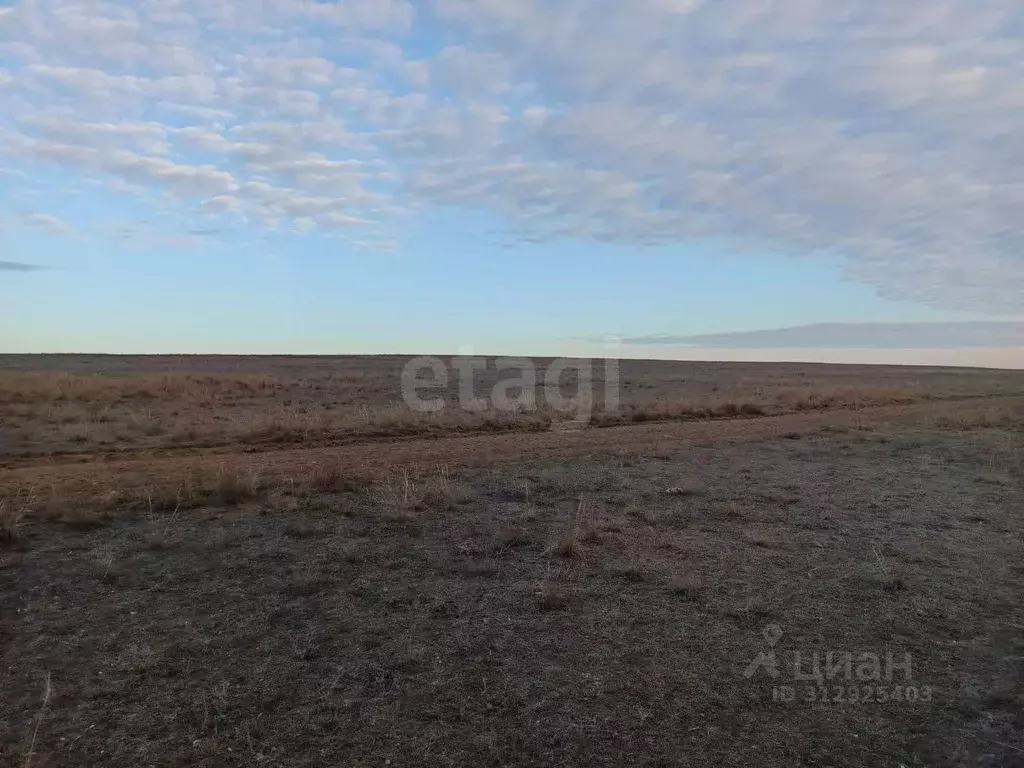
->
3;395;1019;499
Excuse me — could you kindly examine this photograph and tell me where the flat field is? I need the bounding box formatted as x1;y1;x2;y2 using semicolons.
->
1;355;1022;766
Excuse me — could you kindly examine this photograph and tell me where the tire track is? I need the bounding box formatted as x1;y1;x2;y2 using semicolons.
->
3;395;1018;499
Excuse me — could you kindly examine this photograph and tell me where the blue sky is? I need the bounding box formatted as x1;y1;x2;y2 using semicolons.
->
1;0;1023;365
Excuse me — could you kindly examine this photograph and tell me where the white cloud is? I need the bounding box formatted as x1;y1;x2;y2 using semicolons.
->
623;322;1024;349
354;239;399;252
21;211;70;235
0;0;1021;310
105;153;239;197
203;195;239;213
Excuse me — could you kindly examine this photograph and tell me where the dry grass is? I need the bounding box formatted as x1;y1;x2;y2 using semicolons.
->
0;360;974;462
303;463;372;494
377;469;420;520
534;580;571;612
19;673;52;768
546;496;599;559
3;357;989;459
213;467;263;506
925;406;1022;431
421;464;475;510
0;372;282;404
1;416;1022;765
872;547;909;592
775;385;914;411
532;561;573;612
0;498;26;545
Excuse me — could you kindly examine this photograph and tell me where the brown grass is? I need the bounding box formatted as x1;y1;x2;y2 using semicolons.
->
6;356;1016;475
1;411;1022;766
925;406;1021;431
0;372;282;404
1;358;974;460
775;385;914;411
546;496;599;559
421;465;475;510
213;468;262;506
0;498;26;545
20;673;52;768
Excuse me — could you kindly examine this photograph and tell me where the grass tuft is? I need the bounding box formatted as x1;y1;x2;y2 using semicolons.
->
0;499;26;545
214;468;261;506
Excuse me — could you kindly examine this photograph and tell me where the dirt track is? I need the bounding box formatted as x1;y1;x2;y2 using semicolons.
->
4;395;1019;499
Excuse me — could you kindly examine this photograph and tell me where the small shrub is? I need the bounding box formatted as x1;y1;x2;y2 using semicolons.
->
535;582;570;612
214;469;260;505
422;465;475;510
307;464;344;493
546;496;598;558
547;532;583;559
142;485;190;513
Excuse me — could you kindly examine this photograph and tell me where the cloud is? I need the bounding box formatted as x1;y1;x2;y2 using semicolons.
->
0;260;47;271
354;239;399;252
623;322;1024;349
21;212;70;235
0;0;1022;311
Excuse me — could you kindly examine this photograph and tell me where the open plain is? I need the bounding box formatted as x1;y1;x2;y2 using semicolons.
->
1;355;1022;767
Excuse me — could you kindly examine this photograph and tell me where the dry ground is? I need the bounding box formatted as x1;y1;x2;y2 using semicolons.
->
1;355;1020;457
1;356;1022;767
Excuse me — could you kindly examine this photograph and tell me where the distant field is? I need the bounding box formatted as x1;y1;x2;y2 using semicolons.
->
1;354;1020;457
1;356;1022;766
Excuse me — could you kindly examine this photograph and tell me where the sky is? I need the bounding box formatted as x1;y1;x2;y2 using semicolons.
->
1;0;1023;367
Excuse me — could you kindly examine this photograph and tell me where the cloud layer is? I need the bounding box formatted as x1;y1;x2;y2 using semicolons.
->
624;322;1024;349
0;260;46;271
1;0;1023;310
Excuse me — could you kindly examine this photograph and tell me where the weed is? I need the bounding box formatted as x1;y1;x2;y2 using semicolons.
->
535;583;570;611
873;547;908;592
214;468;261;506
422;464;475;510
546;496;598;558
378;469;421;520
306;464;372;495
